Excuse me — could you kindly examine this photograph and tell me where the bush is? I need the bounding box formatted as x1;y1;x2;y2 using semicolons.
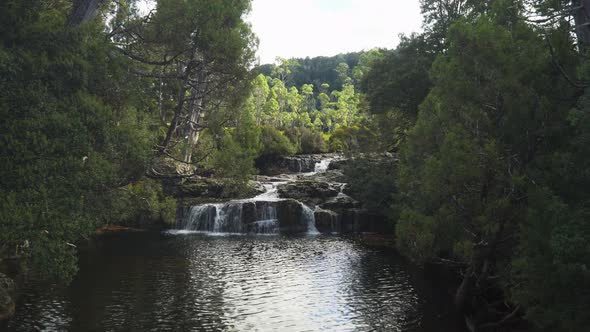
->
328;125;378;152
259;126;297;156
111;178;177;228
300;127;327;154
284;126;327;154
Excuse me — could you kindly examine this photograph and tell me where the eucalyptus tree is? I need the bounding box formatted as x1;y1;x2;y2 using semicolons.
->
110;0;257;166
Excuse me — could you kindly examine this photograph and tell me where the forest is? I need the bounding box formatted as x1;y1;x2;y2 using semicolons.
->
1;0;589;331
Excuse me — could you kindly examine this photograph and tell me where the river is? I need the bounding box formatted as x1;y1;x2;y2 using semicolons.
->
5;232;465;331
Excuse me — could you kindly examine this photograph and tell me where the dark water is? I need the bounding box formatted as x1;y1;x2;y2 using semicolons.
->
5;232;465;331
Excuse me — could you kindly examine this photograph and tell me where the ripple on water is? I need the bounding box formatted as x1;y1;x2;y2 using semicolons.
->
5;233;464;332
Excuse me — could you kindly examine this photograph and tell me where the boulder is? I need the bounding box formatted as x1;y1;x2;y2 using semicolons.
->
0;273;15;321
276;199;307;233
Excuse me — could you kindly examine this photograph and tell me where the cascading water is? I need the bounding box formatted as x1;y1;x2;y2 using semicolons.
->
183;201;280;235
177;157;338;235
301;203;319;235
314;158;333;173
184;203;244;234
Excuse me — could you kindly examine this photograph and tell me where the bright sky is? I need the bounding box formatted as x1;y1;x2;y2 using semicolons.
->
248;0;423;64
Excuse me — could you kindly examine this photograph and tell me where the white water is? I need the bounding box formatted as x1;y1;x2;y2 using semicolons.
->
179;156;336;235
251;181;288;201
314;158;333;173
301;203;319;235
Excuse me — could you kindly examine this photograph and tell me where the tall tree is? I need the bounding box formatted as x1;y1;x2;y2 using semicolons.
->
393;2;590;329
115;0;257;165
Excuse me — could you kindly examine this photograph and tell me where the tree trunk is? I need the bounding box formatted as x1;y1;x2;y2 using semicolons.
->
161;85;188;152
183;80;207;164
68;0;107;27
572;0;590;50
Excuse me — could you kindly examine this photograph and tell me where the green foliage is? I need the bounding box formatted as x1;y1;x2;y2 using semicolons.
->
511;188;590;331
343;158;397;214
256;51;367;92
328;125;378;152
258;126;297;157
284;126;327;154
382;3;590;329
210;134;257;196
395;208;438;262
0;0;157;282
111;179;177;228
252;52;373;135
299;127;327;154
362;34;434;119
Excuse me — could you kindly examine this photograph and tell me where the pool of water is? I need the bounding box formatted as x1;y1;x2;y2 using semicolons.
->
5;232;465;331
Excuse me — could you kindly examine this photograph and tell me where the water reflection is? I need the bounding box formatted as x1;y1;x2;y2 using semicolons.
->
6;233;463;331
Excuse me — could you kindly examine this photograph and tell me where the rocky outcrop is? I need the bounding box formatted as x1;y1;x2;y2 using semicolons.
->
276;199;307;233
314;209;339;233
257;154;334;175
320;195;360;210
0;273;15;321
277;181;339;204
174;178;263;199
327;159;348;170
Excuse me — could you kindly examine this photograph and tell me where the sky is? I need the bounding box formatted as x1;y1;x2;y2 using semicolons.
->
247;0;423;64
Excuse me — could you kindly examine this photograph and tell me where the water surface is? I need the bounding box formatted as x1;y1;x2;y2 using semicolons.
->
6;232;464;331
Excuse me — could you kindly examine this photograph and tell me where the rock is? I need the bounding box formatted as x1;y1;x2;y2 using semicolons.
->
279;155;319;173
277;181;339;203
0;273;15;321
175;178;261;199
241;201;258;225
320;194;360;210
256;154;330;175
277;199;307;233
177;178;226;197
314;209;340;233
340;209;365;233
328;159;348;170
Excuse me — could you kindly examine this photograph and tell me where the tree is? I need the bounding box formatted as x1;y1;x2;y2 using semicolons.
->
394;5;583;328
111;0;257;165
363;34;435;118
0;0;158;281
252;74;270;125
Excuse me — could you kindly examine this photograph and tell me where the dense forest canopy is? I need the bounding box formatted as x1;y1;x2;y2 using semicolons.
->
1;0;590;331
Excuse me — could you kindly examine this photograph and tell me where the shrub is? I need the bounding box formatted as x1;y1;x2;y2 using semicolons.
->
328;125;378;152
259;126;297;157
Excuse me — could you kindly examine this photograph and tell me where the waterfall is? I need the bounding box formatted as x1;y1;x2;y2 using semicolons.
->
181;199;280;235
185;203;243;234
178;156;340;235
313;158;332;173
300;203;319;235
